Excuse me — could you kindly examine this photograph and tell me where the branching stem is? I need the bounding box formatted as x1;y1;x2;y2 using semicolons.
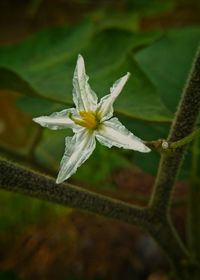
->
0;44;200;280
0;157;189;266
170;128;200;149
149;45;200;216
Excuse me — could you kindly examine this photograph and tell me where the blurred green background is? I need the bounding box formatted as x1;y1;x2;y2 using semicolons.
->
0;0;200;279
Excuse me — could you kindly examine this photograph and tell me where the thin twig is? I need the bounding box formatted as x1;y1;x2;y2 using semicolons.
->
170;128;200;150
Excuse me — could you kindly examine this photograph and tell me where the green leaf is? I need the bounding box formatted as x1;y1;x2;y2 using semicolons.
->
17;57;172;122
80;29;161;77
17;96;66;117
2;22;200;180
0;20;94;98
90;57;172;122
135;26;200;112
0;22;169;122
0;21;94;69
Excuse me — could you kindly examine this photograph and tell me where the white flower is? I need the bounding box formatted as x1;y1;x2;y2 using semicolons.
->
33;54;150;184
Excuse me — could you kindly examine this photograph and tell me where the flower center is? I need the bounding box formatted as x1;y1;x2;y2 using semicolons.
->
74;111;98;129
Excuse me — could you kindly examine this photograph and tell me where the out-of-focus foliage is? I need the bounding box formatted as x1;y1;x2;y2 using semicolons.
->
135;26;200;112
0;24;171;122
0;20;200;181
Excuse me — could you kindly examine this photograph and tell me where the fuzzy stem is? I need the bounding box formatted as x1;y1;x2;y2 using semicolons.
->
0;157;190;267
0;158;151;228
147;45;200;279
170;128;200;149
0;46;200;280
149;45;200;216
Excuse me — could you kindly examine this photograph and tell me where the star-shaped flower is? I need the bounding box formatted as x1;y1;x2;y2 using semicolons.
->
33;55;150;184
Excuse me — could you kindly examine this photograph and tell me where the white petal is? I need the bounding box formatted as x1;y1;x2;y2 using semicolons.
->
73;54;98;112
96;117;150;153
97;72;130;121
33;108;77;130
56;129;96;183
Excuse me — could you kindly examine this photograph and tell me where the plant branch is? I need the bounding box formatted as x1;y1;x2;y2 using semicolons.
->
1;45;200;280
0;157;190;266
146;45;200;279
0;157;151;229
170;128;200;150
144;127;200;152
149;45;200;217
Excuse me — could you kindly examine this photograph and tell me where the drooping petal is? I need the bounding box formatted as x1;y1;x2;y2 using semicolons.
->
56;129;96;183
96;117;150;153
33;108;77;130
73;54;98;112
97;72;130;121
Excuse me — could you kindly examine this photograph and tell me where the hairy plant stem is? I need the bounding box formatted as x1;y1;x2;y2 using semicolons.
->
170;128;200;149
0;48;199;280
0;158;189;266
150;45;200;214
0;158;152;227
149;45;200;278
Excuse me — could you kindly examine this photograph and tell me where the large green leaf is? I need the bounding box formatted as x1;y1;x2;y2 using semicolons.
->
0;22;172;122
0;20;94;101
135;26;200;112
1;22;200;180
90;57;172;122
17;96;66;117
0;21;94;69
17;57;172;122
132;26;200;177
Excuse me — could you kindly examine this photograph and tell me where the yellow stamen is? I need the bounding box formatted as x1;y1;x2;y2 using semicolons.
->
74;111;98;129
